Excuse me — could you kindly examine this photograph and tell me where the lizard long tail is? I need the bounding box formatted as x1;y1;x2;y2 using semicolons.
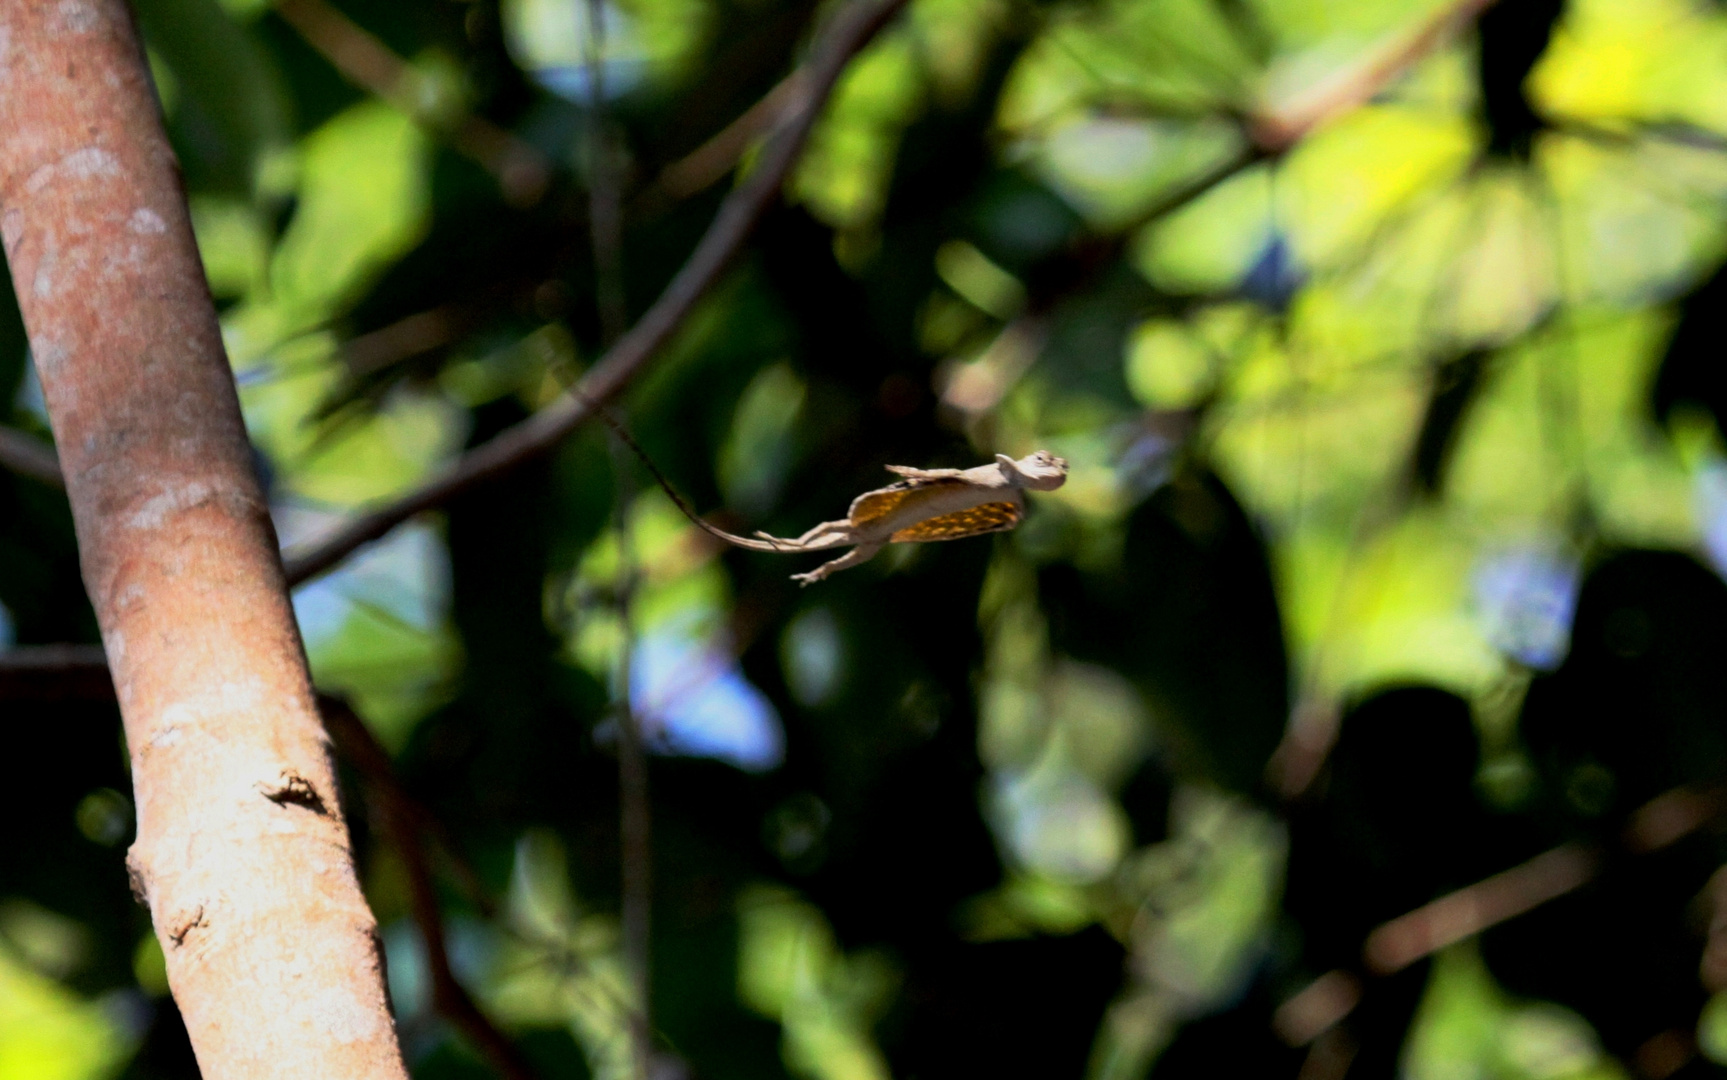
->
703;526;796;553
579;388;804;555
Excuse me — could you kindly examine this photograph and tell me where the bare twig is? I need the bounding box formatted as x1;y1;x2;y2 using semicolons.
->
0;426;62;488
1362;842;1602;976
1295;1027;1358;1080
1273;970;1362;1048
1250;0;1503;151
586;15;649;1050
271;0;550;206
0;643;109;700
604;439;654;1080
279;0;915;588
641;71;807;207
1624;786;1727;854
1119;145;1266;238
1277;783;1727;1045
319;699;535;1080
341;303;494;380
315;696;493;914
1701;865;1727;991
584;0;629;348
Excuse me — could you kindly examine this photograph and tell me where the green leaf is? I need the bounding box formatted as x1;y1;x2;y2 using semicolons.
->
269;102;431;328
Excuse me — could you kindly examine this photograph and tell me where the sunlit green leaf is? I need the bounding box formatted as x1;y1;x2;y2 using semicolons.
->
1531;0;1727;133
0;943;129;1080
738;885;897;1080
268;102;431;328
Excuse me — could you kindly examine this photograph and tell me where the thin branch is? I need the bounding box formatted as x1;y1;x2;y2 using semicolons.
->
315;695;494;914
1250;0;1503;151
1275;783;1726;1046
271;0;550;206
584;0;629;348
0;643;109;700
639;71;807;209
1624;785;1726;855
0;425;62;488
605;441;654;1080
341;302;495;380
1361;842;1602;976
319;698;534;1078
1295;1026;1358;1080
279;0;915;588
1273;970;1361;1048
586;13;649;1046
1116;145;1265;238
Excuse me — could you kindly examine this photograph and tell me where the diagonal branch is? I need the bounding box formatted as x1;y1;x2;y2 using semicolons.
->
1361;842;1602;976
583;0;629;349
319;698;533;1079
0;643;108;700
0;425;62;488
279;0;915;588
1250;0;1503;151
639;70;807;209
1273;784;1727;1047
271;0;550;206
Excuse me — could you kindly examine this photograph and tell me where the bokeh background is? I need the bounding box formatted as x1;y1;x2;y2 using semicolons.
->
6;0;1727;1077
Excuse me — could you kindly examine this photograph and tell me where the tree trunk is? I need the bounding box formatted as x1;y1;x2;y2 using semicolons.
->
0;4;407;1077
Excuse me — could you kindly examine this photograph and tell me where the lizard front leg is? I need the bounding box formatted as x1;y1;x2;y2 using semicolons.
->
790;542;884;586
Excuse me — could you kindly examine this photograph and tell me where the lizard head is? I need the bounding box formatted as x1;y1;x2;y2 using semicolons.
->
996;450;1069;491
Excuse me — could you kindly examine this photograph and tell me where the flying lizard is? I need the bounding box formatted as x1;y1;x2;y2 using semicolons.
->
585;398;1068;584
711;450;1070;584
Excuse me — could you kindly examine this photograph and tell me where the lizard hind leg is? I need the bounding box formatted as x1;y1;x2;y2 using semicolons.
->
791;542;883;586
775;518;854;547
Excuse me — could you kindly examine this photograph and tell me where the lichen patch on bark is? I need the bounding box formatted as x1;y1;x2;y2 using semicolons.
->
303;984;387;1045
125;479;219;530
24;146;120;194
128;206;164;234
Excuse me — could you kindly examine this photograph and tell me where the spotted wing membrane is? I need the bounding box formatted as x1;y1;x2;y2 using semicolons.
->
889;501;1023;543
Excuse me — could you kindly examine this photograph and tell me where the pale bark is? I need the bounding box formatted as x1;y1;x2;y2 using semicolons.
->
0;4;406;1078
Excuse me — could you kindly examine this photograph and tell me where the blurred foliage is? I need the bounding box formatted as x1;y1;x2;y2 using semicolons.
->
11;0;1727;1077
